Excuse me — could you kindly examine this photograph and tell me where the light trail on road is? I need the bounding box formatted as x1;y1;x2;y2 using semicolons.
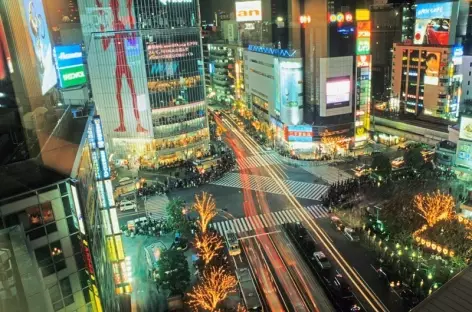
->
220;117;321;312
218;112;389;312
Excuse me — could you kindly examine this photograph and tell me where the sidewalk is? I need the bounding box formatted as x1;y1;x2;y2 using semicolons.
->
123;233;197;312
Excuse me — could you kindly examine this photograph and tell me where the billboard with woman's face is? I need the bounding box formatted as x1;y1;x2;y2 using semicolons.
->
23;0;57;94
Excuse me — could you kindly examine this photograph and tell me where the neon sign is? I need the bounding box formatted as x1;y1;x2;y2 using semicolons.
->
328;12;353;23
248;45;296;58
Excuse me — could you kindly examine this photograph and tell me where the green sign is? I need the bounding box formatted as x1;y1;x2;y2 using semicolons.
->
356;38;370;55
59;65;86;88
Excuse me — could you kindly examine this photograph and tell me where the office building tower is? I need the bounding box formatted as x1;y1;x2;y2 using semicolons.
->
0;105;124;312
371;3;402;101
79;0;209;169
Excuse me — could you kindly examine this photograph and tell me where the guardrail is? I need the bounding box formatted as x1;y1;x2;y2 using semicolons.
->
278;155;342;168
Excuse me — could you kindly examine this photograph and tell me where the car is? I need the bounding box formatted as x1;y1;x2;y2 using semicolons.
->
312;251;332;270
119;200;137;212
344;227;360;242
330;216;345;232
332;273;354;299
391;157;405;169
425;18;450;45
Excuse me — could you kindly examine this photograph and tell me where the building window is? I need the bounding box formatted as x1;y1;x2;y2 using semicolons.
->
469;71;471;76
49;284;63;311
468;90;470;95
470;62;472;67
34;240;66;277
469;81;471;86
60;277;73;299
62;196;72;217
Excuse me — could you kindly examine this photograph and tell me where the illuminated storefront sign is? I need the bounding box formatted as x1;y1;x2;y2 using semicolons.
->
285;125;313;142
456;140;472;168
54;45;86;88
356;55;371;67
356;9;370;21
248;45;296;58
452;45;463;65
235;1;262;22
71;185;86;235
328;12;353;23
147;75;201;92
147;41;198;60
93;118;105;148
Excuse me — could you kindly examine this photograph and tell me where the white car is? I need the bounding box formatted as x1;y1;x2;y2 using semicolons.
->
344;227;360;242
119;200;137;212
313;251;332;270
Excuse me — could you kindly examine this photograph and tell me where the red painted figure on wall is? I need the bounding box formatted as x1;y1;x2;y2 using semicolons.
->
95;0;148;133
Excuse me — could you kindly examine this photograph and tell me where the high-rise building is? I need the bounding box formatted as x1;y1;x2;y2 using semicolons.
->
79;0;209;169
0;105;124;312
371;3;402;101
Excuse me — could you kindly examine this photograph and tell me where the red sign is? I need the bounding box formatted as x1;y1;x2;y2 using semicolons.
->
356;55;371;68
357;21;371;38
81;241;95;275
283;126;289;141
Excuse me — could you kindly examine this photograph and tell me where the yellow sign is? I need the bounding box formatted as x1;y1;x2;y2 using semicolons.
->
356;9;370;21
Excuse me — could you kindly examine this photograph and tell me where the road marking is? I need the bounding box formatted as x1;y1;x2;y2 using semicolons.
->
210;172;329;200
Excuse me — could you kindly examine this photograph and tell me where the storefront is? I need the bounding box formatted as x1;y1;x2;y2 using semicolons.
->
285;125;314;152
373;132;402;146
270;117;285;147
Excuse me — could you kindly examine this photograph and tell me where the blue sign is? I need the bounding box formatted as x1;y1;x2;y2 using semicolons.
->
416;2;453;20
93;117;105;149
248;45;296;58
287;125;312;132
54;45;83;68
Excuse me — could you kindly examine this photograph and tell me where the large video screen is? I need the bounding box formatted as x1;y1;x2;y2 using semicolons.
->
144;29;204;109
23;0;57;94
236;1;262;22
326;77;351;109
414;2;453;45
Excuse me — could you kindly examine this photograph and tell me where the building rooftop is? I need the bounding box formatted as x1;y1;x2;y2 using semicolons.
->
0;159;67;200
0;104;92;201
412;265;472;312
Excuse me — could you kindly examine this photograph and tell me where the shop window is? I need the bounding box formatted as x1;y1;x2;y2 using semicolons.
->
59;183;68;195
49;284;63;310
50;241;65;263
67;216;79;234
55;260;66;272
60;277;73;298
62;196;72;217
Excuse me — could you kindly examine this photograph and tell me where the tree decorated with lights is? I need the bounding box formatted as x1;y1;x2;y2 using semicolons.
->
194;232;224;266
188;267;238;311
193;192;218;233
413;190;455;227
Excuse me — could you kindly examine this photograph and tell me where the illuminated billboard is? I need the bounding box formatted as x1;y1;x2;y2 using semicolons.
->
0;16;12;79
144;29;205;107
414;2;453;45
326;77;351;109
279;61;303;125
356;21;371;55
54;45;87;88
286;125;313;142
456;140;472;168
459;116;472;141
236;1;262;22
356;9;370;21
424;52;440;85
23;0;57;94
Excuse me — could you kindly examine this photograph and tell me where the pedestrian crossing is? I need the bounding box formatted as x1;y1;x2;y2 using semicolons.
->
235;152;284;170
144;194;169;220
210;173;329;200
302;165;353;185
209;205;329;236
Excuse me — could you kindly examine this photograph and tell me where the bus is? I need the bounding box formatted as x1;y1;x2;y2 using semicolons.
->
225;230;241;256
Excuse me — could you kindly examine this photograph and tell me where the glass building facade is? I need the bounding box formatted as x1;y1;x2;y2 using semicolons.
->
79;0;208;166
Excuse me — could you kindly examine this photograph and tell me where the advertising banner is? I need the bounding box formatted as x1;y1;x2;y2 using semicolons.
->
279;61;303;125
235;1;262;22
0;16;12;79
54;45;87;88
326;77;351;109
456;140;472;168
88;31;153;140
414;2;453;45
459;116;472;141
286;125;312;142
424;52;440;85
144;29;205;108
23;0;57;94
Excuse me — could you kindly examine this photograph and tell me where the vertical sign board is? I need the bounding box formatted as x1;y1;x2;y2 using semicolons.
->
355;10;372;145
88;115;130;295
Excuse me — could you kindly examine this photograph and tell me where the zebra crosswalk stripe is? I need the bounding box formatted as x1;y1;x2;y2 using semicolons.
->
259;214;269;228
285;210;297;223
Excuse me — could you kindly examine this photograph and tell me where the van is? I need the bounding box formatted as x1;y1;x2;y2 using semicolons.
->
119;200;137;212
